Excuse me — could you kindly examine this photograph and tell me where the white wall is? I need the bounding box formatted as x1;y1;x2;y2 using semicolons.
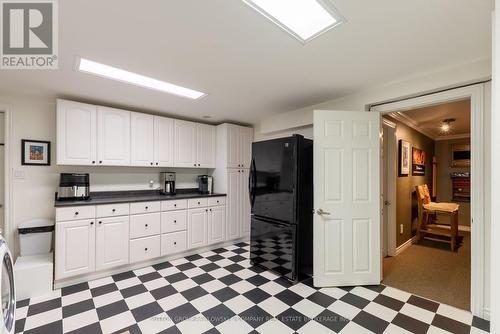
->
255;58;491;140
254;58;492;317
0;96;207;257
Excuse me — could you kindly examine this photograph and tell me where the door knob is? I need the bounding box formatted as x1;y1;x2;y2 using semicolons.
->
316;208;331;216
384;201;392;206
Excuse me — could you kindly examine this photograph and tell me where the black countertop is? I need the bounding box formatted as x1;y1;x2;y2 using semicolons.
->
54;189;226;208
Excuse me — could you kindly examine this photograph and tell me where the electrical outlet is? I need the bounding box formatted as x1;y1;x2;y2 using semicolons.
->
400;224;404;234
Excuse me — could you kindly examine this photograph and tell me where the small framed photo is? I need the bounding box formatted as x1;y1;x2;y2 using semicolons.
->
412;147;426;176
22;140;51;166
399;140;410;176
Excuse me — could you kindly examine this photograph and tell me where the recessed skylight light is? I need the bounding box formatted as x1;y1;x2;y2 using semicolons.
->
77;58;206;100
242;0;344;43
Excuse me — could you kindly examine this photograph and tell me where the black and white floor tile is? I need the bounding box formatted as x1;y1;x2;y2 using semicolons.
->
15;242;489;334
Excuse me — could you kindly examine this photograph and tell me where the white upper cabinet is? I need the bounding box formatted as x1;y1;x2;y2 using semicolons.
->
174;120;198;168
57;99;215;168
154;116;174;167
97;106;131;166
216;123;253;169
57;100;97;165
197;123;216;168
131;112;154;166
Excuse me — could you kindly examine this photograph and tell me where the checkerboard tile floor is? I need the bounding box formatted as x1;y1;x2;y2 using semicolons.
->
15;242;489;334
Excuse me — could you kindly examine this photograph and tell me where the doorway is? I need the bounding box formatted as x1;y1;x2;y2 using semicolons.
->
371;83;486;317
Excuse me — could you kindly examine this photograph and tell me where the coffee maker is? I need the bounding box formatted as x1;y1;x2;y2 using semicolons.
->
56;173;90;200
160;172;176;195
197;175;213;194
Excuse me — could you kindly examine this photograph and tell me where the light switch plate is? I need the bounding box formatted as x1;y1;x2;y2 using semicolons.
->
13;170;26;179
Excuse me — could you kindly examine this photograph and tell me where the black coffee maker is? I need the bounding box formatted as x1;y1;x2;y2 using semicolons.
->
160;172;176;195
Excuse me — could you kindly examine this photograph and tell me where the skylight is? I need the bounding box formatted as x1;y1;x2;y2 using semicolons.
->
242;0;344;43
77;58;206;100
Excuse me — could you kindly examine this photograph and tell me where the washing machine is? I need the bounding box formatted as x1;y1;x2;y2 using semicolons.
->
0;236;15;334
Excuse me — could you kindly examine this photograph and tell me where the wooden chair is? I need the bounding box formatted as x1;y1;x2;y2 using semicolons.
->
416;184;460;251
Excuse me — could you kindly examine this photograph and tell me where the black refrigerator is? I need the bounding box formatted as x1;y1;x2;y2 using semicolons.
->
249;135;313;282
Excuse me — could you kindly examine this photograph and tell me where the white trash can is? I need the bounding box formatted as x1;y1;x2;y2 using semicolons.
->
18;219;54;256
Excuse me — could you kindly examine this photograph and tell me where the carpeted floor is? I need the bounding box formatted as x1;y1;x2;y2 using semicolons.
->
382;232;471;311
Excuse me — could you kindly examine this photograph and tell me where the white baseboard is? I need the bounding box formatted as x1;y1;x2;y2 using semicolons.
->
395;236;418;256
483;307;490;320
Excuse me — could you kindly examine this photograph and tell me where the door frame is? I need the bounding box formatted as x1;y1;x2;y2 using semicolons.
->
370;83;486;317
0;102;13;250
381;119;397;257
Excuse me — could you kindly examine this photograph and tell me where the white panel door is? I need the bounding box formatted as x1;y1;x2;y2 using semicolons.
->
226;125;241;168
209;206;225;244
197;124;216;168
313;110;381;287
97;107;131;166
240;169;251;236
174;120;198;167
96;216;129;271
226;169;240;240
240;127;253;169
154;116;174;167
131;112;154;166
188;208;208;248
55;219;96;280
56;100;97;165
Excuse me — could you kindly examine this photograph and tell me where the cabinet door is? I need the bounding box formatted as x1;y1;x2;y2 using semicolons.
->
56;100;97;165
174;120;198;167
240;169;251;236
154;116;174;167
188;208;208;248
197;124;216;168
97;107;131;166
96;216;129;271
209;206;225;244
131;112;154;166
226;169;240;240
55;219;95;280
226;125;241;168
240;127;253;169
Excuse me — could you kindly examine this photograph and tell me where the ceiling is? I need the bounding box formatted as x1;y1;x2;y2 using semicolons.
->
393;99;471;139
0;0;493;124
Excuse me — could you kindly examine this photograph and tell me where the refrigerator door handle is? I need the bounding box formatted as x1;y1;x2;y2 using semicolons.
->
249;158;256;208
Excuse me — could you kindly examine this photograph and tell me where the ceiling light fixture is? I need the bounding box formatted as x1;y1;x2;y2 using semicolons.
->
242;0;344;43
441;118;456;133
77;58;207;100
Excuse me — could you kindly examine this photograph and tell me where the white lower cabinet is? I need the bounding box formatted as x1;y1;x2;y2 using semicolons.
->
55;219;96;280
161;231;187;256
188;208;209;248
209;206;225;244
130;235;161;263
96;216;129;271
130;213;161;239
55;197;227;282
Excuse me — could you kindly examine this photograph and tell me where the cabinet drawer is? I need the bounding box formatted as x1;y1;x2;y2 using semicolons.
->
161;231;187;256
130;235;160;263
96;203;130;218
161;199;188;211
130;201;161;214
161;210;187;233
56;206;95;222
130;213;161;239
208;197;225;207
187;198;208;208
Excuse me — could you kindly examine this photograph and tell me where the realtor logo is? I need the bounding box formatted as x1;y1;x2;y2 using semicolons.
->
1;0;58;69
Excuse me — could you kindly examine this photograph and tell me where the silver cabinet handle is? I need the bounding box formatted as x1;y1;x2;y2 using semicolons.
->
316;208;331;215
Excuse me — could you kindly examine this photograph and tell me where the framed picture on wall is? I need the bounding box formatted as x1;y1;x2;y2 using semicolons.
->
399;140;410;176
412;147;426;176
21;140;51;166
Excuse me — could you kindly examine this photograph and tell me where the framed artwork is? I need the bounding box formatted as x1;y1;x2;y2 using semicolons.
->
399;140;410;176
412;147;426;176
21;140;51;166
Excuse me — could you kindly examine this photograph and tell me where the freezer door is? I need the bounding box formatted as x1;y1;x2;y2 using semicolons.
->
250;217;296;281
